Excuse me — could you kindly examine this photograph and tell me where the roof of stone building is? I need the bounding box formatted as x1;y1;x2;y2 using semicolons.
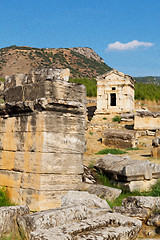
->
96;69;135;84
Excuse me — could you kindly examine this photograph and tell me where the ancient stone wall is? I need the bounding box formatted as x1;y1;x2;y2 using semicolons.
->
0;68;86;211
134;111;160;130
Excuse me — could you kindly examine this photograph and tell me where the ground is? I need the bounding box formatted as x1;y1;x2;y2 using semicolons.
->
84;98;160;167
84;126;160;167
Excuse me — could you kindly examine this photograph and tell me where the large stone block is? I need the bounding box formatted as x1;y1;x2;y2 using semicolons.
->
95;154;160;182
27;68;70;83
102;128;139;149
5;73;28;89
17;205;142;240
4;78;86;104
134;112;160;130
5;187;68;210
61;191;111;210
0;170;22;188
122;196;160;210
83;183;122;201
0;68;86;211
21;173;82;191
13;152;83;174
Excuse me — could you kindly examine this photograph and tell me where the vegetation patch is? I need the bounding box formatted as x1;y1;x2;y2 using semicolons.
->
112;115;121;123
69;78;97;97
0;187;14;207
89;132;93;135
95;148;127;155
94;171;160;208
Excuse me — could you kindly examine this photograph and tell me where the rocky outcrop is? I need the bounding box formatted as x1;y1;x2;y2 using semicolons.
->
114;196;160;238
0;205;29;238
95;154;160;191
71;47;105;63
0;68;86;211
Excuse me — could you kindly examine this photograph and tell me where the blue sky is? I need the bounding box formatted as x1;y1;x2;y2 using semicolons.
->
0;0;160;76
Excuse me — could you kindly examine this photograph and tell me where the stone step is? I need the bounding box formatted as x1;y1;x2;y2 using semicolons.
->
17;205;110;239
30;212;142;240
18;210;142;240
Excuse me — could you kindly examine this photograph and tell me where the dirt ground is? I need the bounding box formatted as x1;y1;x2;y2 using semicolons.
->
84;130;160;166
84;98;160;166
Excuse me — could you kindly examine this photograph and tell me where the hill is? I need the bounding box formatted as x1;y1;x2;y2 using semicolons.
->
134;76;160;85
0;45;111;78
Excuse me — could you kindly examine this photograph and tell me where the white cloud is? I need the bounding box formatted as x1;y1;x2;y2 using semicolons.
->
107;40;154;51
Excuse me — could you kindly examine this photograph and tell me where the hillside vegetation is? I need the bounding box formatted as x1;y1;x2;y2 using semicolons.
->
70;78;160;101
134;76;160;85
0;45;111;78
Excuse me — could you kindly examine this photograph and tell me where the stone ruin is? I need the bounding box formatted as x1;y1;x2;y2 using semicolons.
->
0;68;86;211
134;110;160;130
102;128;139;149
95;154;160;192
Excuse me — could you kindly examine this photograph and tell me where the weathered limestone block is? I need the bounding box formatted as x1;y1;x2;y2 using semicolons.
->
82;183;122;201
61;190;111;210
122;196;160;210
102;128;139;149
113;206;150;221
27;68;70;83
4;71;86;104
95;154;160;182
6;187;70;210
151;146;160;159
134;111;160;130
17;205;142;240
117;179;158;192
0;205;29;238
5;73;28;89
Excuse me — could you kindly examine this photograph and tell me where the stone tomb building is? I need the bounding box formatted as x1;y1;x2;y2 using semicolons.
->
0;68;86;211
96;69;135;116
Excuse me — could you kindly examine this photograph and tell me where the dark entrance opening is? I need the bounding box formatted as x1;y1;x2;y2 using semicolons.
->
110;93;116;106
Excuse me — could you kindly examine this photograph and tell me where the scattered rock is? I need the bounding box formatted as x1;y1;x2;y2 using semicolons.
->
113;206;150;221
147;212;160;227
82;165;96;184
95;154;160;191
83;183;122;201
0;205;29;238
122;196;160;210
61;190;111;210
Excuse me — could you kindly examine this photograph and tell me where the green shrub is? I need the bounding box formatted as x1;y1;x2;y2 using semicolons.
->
149;179;160;196
89;132;93;135
112;115;121;123
95;148;127;155
0;187;13;207
69;78;97;97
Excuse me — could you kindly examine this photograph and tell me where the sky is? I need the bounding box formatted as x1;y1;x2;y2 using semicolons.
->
0;0;160;77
